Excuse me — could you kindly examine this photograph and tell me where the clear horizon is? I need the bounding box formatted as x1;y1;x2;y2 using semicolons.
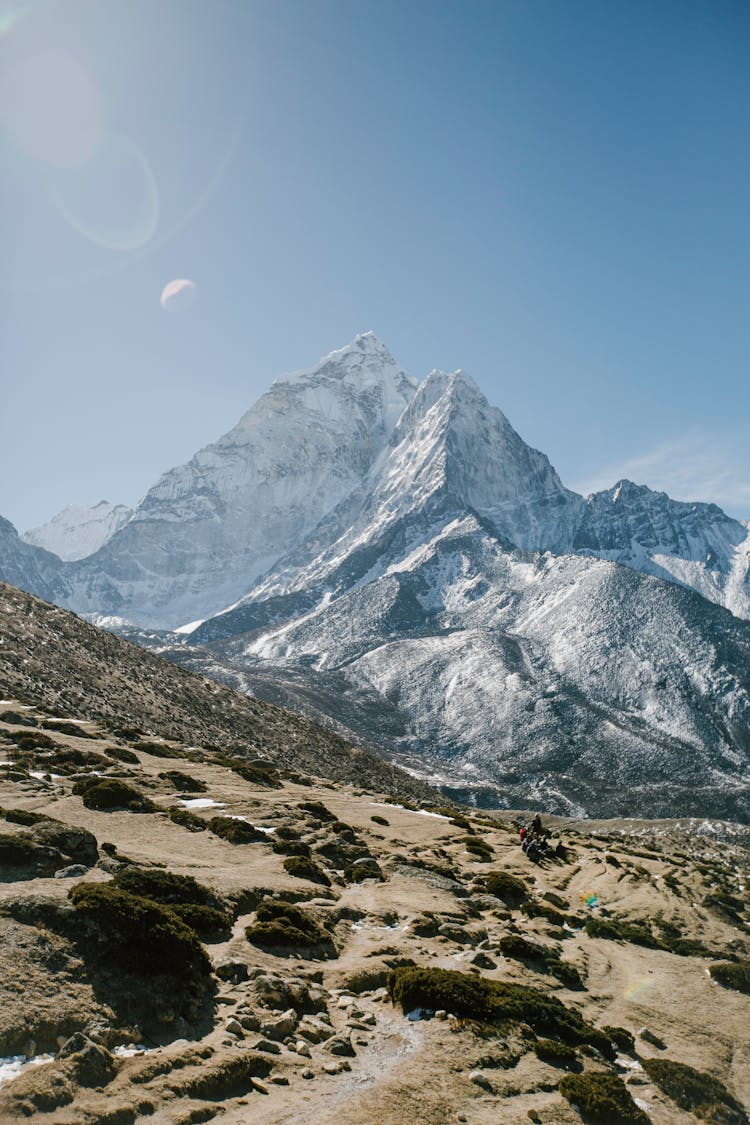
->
2;0;749;530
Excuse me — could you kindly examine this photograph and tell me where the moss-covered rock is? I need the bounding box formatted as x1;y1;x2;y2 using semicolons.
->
282;855;331;886
245;899;335;957
298;800;336;821
559;1072;650;1124
208;816;268;844
533;1038;580;1070
167;806;207;832
73;778;155;813
69;882;210;982
388;967;611;1053
641;1058;747;1124
709;960;750;996
484;871;529;906
157;770;207;793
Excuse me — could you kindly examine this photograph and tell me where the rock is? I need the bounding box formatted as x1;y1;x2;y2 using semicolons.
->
301;1067;315;1080
251;1079;269;1095
469;1070;494;1092
438;923;474;945
297;1016;333;1044
323;1061;346;1075
215;959;249;983
325;1035;356;1057
295;1041;311;1057
435;1010;447;1020
253;1038;282;1055
469;951;496;969
54;863;90;879
225;1018;244;1038
270;1074;290;1085
239;1013;261;1031
638;1027;666;1050
260;1009;298;1041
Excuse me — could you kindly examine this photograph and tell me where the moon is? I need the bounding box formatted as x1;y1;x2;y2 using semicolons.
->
160;278;196;310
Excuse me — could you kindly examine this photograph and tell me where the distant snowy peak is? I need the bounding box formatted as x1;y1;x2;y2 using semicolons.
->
22;501;133;561
573;477;750;618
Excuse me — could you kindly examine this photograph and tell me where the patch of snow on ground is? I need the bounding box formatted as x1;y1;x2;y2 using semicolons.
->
371;802;450;820
179;797;224;809
113;1044;150;1058
0;1053;55;1088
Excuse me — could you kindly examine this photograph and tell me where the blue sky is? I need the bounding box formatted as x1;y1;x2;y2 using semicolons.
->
2;0;749;530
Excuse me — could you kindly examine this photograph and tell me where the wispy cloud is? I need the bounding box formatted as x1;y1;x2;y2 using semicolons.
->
573;432;750;520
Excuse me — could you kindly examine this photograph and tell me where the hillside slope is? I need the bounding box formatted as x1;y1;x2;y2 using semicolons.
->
0;582;436;803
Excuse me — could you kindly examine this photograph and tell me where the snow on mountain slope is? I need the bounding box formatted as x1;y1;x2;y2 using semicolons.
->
64;333;416;627
203;514;750;819
22;501;133;561
574;479;750;620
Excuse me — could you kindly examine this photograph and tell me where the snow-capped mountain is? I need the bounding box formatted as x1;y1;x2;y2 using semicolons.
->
1;332;749;818
180;360;750;819
63;333;417;627
22;501;133;561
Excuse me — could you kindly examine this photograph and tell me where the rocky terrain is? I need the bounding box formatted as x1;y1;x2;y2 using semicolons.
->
1;591;749;1124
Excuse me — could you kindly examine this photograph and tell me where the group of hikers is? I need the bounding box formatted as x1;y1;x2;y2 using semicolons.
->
518;813;564;863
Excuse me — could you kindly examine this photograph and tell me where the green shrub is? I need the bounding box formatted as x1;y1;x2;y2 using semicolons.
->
112;867;220;909
69;883;210;980
709;960;750;995
0;832;49;866
168;807;206;832
41;719;93;739
104;746;139;765
449;816;471;830
0;806;51;827
73;778;155;813
132;740;181;759
298;800;335;821
158;770;207;793
208;817;268;844
521;901;571;926
499;934;547;962
603;1026;636;1054
6;730;57;750
345;967;391;994
533;1038;580;1069
370;815;389;826
232;762;282;789
388;967;611;1053
584;917;662;949
282;856;331;886
484;871;529;906
642;1058;747;1124
559;1072;650;1124
344;859;384;883
498;935;584;990
462;837;494;858
274;826;301;840
170;903;231;938
272;838;312;858
245;899;332;953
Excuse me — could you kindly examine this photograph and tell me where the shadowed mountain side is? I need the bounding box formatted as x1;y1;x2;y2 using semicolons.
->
0;582;438;803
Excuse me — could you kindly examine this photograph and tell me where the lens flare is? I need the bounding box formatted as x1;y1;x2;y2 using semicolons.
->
624;976;654;1002
48;133;159;251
